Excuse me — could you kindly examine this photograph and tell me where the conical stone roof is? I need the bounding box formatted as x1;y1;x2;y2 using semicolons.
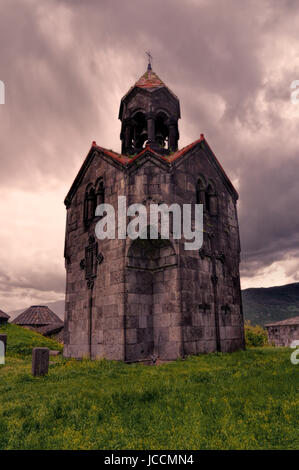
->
120;65;179;107
12;305;62;326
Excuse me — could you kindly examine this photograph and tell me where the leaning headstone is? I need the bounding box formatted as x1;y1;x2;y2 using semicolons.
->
0;334;7;353
32;347;49;377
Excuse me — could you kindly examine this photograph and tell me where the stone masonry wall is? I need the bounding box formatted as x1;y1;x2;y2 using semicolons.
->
64;143;244;361
267;324;299;347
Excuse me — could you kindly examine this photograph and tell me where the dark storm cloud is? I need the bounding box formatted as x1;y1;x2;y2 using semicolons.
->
1;0;299;307
0;267;65;294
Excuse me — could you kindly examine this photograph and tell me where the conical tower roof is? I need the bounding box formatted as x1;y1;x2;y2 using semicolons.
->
134;67;166;90
12;305;62;326
119;64;179;115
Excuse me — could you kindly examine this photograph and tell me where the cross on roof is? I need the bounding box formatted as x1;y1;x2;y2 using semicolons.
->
146;50;153;70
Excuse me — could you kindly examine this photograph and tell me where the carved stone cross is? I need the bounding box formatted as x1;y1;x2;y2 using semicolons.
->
221;304;231;315
80;235;104;289
199;303;210;314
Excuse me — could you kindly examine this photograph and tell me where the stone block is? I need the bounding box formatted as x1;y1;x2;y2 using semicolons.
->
170;312;183;326
205;339;217;353
196;340;206;354
104;343;124;361
184;326;203;341
32;348;49;377
137;328;153;343
125;315;138;328
49;350;60;356
154;314;171;328
158;341;181;360
139;315;147;328
103;328;124;345
102;304;118;317
154;327;169;343
126;328;137;344
126;342;154;362
169;326;181;342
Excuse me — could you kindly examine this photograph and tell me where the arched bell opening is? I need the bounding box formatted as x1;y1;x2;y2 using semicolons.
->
132;111;148;151
121;111;148;155
155;112;169;150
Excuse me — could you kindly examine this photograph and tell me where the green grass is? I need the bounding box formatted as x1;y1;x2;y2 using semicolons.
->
0;324;298;450
0;323;63;357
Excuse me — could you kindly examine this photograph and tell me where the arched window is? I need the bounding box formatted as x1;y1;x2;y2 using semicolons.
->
196;177;217;215
205;184;213;213
84;184;96;227
96;178;105;207
206;181;217;215
196;176;206;204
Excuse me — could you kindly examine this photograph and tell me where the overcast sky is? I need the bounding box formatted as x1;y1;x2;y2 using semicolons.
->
1;0;299;312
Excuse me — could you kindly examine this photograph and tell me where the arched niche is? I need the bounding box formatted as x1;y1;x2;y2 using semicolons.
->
125;234;178;362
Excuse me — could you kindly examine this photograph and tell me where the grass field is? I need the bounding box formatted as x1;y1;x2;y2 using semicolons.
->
0;323;298;450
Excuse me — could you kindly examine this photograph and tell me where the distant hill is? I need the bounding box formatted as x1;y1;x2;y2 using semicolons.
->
7;282;299;327
9;300;65;322
242;282;299;326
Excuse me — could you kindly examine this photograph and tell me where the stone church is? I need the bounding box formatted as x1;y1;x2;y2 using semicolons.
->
63;61;245;362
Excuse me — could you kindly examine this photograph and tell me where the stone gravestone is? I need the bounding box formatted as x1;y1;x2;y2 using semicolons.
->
0;334;7;364
0;334;7;353
32;347;49;377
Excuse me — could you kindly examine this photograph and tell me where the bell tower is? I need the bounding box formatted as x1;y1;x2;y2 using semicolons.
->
118;58;181;155
64;56;244;362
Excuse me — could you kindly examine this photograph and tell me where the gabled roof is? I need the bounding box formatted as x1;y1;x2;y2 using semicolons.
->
64;135;238;206
12;305;63;326
0;309;10;320
265;316;299;327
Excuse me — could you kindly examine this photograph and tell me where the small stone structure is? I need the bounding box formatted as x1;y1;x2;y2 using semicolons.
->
265;316;299;346
37;323;64;343
0;309;10;325
12;305;64;341
32;347;50;377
